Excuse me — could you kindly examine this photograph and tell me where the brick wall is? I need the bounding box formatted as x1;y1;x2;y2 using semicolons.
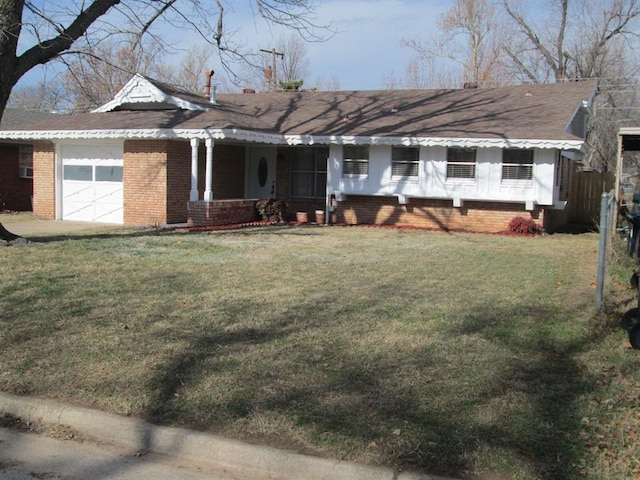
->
166;140;191;224
213;145;246;199
0;144;32;211
334;195;545;233
124;140;169;225
188;199;257;226
32;141;55;219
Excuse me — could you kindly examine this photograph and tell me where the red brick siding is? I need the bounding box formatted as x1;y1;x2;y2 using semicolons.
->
32;141;55;219
0;144;32;211
335;195;545;233
188;199;257;226
124;140;169;225
166;140;191;224
213;145;245;199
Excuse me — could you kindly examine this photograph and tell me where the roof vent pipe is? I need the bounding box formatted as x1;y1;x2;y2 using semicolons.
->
204;70;217;104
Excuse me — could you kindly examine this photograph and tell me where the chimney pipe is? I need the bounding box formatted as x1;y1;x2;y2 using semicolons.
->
204;70;216;104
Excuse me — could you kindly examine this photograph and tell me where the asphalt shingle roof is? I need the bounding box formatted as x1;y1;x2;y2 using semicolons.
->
3;81;596;142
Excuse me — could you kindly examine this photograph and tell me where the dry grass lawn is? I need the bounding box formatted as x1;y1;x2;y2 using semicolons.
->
1;221;639;479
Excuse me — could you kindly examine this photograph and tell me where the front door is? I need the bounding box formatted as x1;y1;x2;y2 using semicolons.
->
248;147;276;198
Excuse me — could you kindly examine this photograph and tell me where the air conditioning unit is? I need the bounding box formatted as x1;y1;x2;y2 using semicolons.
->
19;167;33;178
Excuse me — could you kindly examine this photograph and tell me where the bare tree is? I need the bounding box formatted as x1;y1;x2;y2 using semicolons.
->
0;0;326;121
402;0;506;87
312;74;341;92
383;58;458;90
7;78;68;113
500;0;640;170
276;33;309;85
62;37;168;111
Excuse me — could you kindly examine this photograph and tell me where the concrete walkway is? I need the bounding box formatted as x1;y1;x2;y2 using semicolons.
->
0;215;122;236
0;393;453;480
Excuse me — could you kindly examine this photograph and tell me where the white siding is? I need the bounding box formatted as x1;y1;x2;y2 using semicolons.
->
328;144;561;206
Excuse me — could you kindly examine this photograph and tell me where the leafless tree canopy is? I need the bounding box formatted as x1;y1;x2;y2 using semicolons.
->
0;0;328;119
397;0;640;170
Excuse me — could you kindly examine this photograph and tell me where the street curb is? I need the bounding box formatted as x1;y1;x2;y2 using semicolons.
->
0;392;455;480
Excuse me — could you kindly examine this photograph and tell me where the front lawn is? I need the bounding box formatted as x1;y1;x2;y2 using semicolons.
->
0;224;637;479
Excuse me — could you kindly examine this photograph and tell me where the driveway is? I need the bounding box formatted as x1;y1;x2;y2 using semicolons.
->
0;214;122;237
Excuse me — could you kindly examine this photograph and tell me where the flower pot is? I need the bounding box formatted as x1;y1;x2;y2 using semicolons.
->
296;211;308;223
315;210;325;224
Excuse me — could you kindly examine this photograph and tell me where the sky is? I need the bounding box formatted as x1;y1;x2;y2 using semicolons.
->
17;0;452;93
238;0;451;90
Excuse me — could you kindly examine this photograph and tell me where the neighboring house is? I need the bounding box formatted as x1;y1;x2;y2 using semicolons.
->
0;109;57;211
0;74;596;232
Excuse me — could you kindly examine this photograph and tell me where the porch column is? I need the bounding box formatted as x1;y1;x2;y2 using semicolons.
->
204;138;214;201
190;138;199;201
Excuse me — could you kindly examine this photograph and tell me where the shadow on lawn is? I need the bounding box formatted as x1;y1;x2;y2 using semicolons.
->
137;293;608;480
20;223;323;244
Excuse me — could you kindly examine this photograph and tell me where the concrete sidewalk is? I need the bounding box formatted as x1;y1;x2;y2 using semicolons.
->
0;427;240;480
0;393;453;480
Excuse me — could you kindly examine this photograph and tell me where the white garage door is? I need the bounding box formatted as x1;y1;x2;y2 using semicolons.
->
61;144;124;223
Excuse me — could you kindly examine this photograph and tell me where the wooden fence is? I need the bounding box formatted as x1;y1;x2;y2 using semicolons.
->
565;167;615;227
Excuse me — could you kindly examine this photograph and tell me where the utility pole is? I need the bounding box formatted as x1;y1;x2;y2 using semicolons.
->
260;48;284;91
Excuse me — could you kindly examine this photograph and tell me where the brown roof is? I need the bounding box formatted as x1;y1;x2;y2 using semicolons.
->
7;81;596;142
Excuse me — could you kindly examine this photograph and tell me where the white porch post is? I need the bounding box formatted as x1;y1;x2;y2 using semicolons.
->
204;138;214;201
190;138;199;201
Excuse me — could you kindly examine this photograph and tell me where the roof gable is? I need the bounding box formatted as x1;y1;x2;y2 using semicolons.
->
93;74;212;113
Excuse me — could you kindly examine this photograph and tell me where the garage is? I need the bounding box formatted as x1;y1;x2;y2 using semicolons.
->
60;144;124;223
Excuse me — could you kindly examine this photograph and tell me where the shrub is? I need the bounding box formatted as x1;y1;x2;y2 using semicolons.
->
508;216;542;235
255;198;288;223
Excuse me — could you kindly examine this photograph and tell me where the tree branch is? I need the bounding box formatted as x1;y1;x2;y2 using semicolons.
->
16;0;122;80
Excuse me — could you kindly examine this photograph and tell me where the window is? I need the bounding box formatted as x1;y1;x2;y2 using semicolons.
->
63;165;93;181
343;145;369;176
392;147;419;178
447;147;476;180
289;147;328;198
95;166;123;182
18;145;33;178
502;149;534;181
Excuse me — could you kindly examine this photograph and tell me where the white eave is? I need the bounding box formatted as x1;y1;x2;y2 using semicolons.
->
92;73;209;113
0;127;586;151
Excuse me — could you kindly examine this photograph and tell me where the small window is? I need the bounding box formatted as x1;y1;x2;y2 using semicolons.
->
447;147;476;180
64;165;93;181
392;147;419;178
18;145;33;178
502;149;534;181
95;166;123;182
343;145;369;176
19;167;33;179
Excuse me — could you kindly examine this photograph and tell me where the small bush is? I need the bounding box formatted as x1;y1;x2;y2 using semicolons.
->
255;198;288;223
508;216;542;235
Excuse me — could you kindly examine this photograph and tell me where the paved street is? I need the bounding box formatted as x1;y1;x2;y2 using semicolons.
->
0;427;241;480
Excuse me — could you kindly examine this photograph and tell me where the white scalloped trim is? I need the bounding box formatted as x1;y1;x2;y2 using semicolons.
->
0;127;584;151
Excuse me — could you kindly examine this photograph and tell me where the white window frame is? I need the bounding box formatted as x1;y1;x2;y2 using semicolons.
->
502;148;534;184
342;145;369;178
446;147;476;182
391;146;419;180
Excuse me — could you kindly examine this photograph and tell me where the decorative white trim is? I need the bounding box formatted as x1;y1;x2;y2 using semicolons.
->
0;127;585;151
92;74;209;113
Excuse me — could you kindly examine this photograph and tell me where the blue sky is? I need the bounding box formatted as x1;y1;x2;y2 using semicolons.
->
17;0;452;92
224;0;451;90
